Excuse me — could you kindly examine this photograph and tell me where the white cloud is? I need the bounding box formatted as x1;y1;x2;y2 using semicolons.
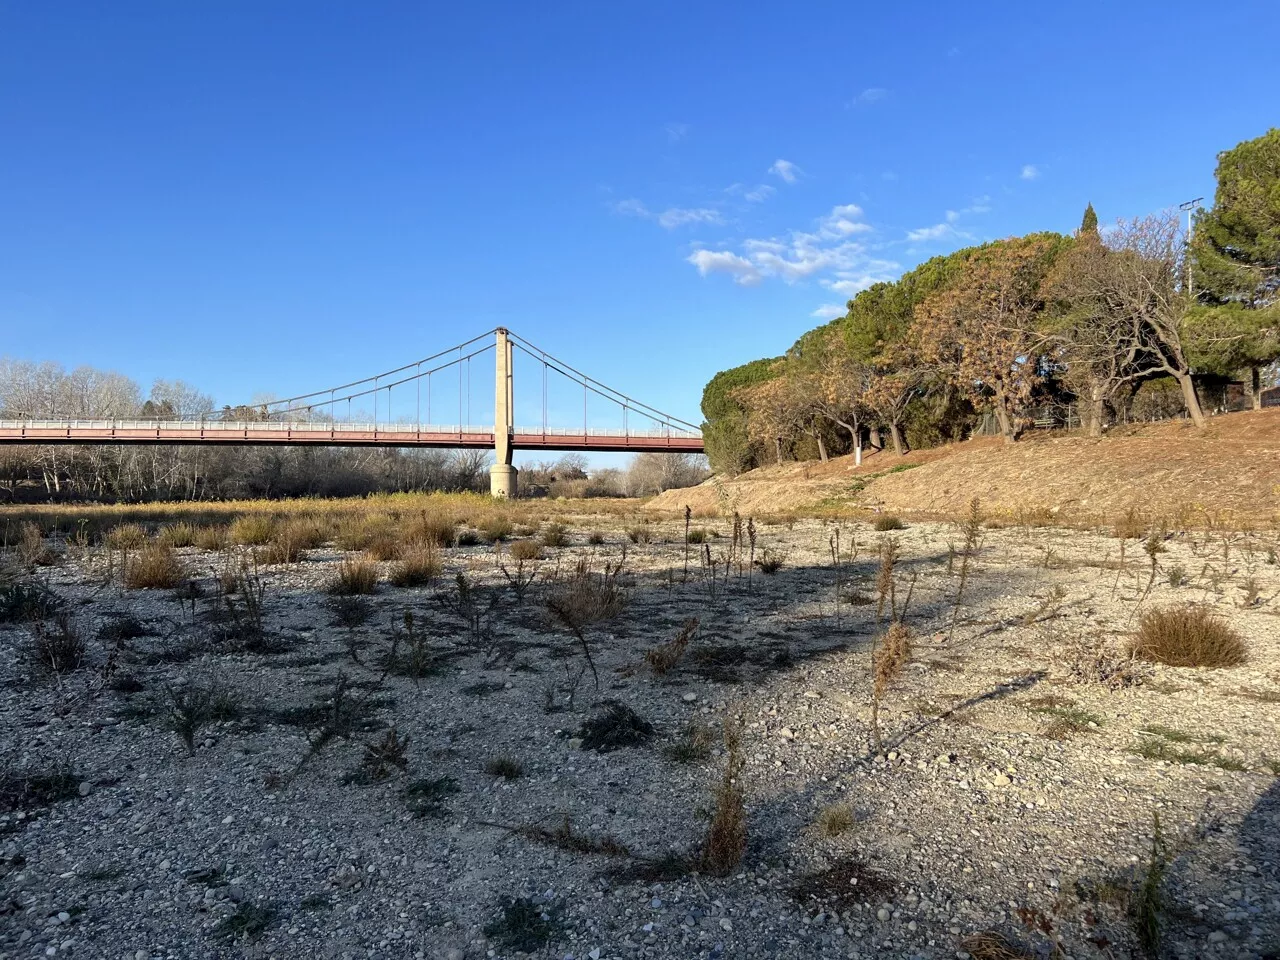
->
1021;164;1040;181
686;204;892;291
656;207;724;229
744;184;775;203
769;159;800;183
613;198;650;218
664;122;690;142
686;249;761;285
907;222;954;242
851;87;888;105
945;210;960;223
811;303;847;319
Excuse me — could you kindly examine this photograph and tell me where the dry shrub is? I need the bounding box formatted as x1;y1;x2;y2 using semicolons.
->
874;622;912;695
1058;637;1148;689
106;523;147;550
958;931;1034;960
335;515;389;552
365;532;403;562
389;543;442;587
508;539;542;562
1130;605;1247;668
194;525;230;552
230;515;274;546
546;557;627;627
15;521;59;566
407;512;456;548
645;618;698;675
626;525;652;545
816;802;855;838
262;518;326;564
328;556;379;595
158;523;197;548
479;516;513;542
125;542;184;589
701;719;746;876
30;614;87;673
587;530;605;546
541;522;570;548
873;515;905;532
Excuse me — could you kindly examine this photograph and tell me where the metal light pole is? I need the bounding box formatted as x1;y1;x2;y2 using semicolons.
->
1179;197;1203;297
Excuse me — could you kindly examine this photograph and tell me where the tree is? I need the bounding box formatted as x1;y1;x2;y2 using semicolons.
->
699;357;781;474
735;374;798;465
1080;203;1099;237
915;235;1064;442
1191;128;1280;406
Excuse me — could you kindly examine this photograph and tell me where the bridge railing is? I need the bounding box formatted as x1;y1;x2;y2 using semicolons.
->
0;419;702;439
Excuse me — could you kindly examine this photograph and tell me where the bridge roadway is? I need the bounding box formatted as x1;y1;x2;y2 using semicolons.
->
0;420;705;454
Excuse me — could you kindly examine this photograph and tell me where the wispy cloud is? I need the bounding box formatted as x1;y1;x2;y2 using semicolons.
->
687;249;761;286
769;158;800;183
850;87;888;106
744;184;775;203
664;122;690;142
687;203;894;290
656;207;723;229
906;222;955;242
613;198;723;230
1021;164;1040;181
811;303;847;319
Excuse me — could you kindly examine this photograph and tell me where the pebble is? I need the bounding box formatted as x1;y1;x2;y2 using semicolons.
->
682;693;698;702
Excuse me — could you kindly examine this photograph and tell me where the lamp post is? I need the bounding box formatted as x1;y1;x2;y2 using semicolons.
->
1179;197;1203;297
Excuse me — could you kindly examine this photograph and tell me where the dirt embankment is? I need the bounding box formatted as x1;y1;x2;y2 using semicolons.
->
652;409;1280;525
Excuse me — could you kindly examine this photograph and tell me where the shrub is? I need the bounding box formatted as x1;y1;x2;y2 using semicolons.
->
663;722;714;763
508;539;542;562
15;521;59;566
328;556;379;595
873;515;906;532
577;702;653;752
30;614;87;673
0;582;63;623
408;512;456;547
106;523;147;550
587;530;605;546
701;720;746;876
0;761;81;814
194;525;230;552
158;523;197;548
357;728;410;782
486;755;524;780
874;622;912;693
645;617;698;675
687;528;710;544
455;529;481;547
125;542;184;589
165;678;241;755
230;515;274;546
479;516;514;542
756;549;784;574
485;897;561;953
1130;605;1247;668
365;532;403;562
389;543;442;588
816;802;856;838
626;525;652;544
541;522;570;548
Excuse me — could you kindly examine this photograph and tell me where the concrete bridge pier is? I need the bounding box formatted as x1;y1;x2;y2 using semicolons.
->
489;327;518;498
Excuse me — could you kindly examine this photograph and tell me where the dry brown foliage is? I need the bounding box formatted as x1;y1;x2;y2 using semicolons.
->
1130;604;1247;668
644;618;699;676
958;931;1034;960
229;515;274;546
125;542;184;589
874;622;912;696
328;556;379;595
389;543;442;588
701;719;746;877
508;539;542;562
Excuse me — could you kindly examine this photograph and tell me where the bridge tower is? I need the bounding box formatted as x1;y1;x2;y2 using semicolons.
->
489;327;517;498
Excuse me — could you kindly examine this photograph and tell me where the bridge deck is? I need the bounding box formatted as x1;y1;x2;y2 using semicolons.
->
0;420;704;454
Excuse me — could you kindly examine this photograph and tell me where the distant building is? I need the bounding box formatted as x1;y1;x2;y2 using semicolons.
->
1262;386;1280;409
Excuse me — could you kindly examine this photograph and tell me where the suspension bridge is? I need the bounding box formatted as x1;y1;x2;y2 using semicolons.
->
0;328;703;497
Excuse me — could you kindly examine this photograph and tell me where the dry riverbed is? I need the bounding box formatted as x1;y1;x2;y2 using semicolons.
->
2;513;1279;960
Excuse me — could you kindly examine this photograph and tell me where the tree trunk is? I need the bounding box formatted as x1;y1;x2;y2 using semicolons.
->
1083;381;1105;437
888;423;908;456
868;427;883;451
993;404;1016;443
774;437;783;464
1248;366;1263;410
816;433;828;462
1175;372;1207;427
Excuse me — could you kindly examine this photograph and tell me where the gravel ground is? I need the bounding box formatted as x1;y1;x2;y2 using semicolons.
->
2;515;1278;960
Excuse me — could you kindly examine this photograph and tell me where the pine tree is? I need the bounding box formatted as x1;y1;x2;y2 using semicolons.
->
1079;203;1099;236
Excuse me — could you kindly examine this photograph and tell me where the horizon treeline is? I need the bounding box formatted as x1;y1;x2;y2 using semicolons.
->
701;128;1280;473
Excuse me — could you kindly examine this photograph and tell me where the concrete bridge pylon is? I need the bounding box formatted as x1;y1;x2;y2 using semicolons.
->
489;327;517;498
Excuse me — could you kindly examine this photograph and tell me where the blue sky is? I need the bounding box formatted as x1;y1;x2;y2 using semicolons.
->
2;1;1277;456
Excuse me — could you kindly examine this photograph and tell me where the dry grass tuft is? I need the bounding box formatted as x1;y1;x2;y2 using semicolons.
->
327;556;379;595
508;539;542;562
408;512;456;548
106;523;147;550
389;543;442;588
29;614;87;673
230;515;274;546
541;522;570;548
644;617;698;676
958;931;1034;960
261;518;326;565
815;802;856;838
873;514;906;532
479;516;513;542
1129;604;1247;668
485;755;524;780
364;532;403;562
701;719;747;876
158;522;197;548
125;542;185;589
194;525;230;552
